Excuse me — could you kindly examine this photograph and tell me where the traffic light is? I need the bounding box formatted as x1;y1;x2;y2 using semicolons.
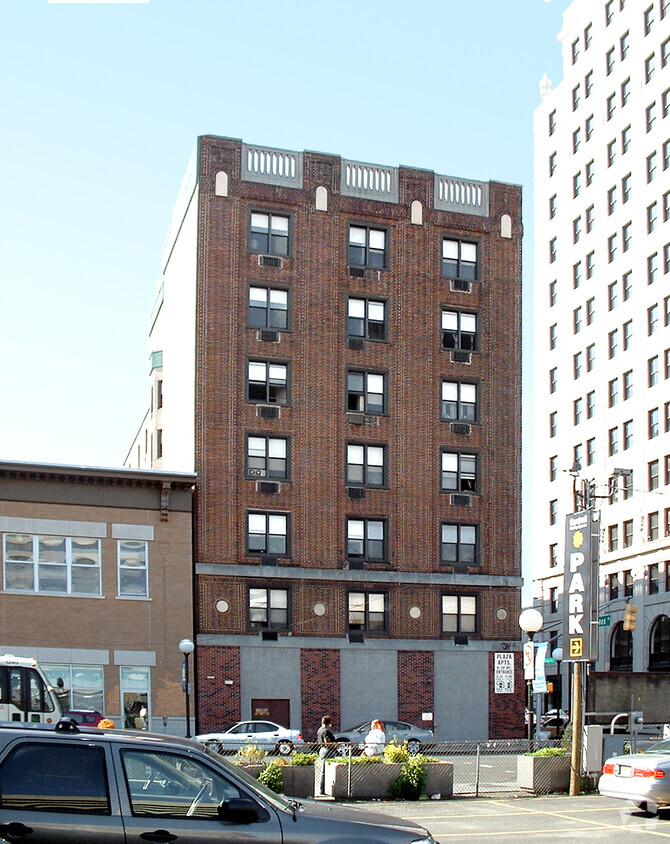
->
623;602;637;631
547;682;554;693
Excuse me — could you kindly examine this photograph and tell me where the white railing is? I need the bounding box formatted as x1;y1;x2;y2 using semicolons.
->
434;175;489;217
341;160;398;202
241;144;303;188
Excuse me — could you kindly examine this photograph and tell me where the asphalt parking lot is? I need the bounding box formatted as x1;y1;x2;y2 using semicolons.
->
347;794;670;842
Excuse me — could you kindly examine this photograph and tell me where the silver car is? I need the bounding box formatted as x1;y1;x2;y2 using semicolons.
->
599;737;670;814
195;720;303;755
335;720;435;754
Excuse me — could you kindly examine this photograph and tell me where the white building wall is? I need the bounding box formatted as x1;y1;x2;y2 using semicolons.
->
533;0;670;670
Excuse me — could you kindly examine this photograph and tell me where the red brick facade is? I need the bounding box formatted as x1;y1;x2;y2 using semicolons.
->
184;136;522;737
487;650;526;738
196;646;241;733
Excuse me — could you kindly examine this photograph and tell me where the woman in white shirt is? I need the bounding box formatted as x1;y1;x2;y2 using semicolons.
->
363;719;386;756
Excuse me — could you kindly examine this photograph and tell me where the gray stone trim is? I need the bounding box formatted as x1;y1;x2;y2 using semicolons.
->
340;159;398;203
434;174;489;217
241;143;303;188
1;646;111;665
0;517;107;538
196;562;521;589
198;634;521;652
112;524;154;541
114;651;156;666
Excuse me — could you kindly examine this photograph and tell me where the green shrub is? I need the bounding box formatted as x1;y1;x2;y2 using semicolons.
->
234;742;266;764
525;747;568;757
387;755;428;800
258;762;283;793
384;740;410;764
290;752;317;767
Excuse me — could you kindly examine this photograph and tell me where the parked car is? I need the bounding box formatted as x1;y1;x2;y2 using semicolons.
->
0;718;436;842
540;709;569;728
195;720;303;755
61;709;105;726
335;719;435;754
599;737;670;814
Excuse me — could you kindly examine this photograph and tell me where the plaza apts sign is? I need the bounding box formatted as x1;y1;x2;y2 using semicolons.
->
563;510;599;662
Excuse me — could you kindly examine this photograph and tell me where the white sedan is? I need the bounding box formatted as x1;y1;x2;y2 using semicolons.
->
196;720;303;755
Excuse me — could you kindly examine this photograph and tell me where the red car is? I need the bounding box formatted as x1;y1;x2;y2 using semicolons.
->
62;710;105;726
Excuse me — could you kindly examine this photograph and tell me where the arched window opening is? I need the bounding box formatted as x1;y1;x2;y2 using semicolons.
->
649;614;670;671
610;621;633;671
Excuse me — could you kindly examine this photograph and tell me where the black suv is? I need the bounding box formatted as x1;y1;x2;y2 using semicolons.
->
0;719;435;843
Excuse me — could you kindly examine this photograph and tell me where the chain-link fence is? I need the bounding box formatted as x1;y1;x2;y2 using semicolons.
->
202;738;572;799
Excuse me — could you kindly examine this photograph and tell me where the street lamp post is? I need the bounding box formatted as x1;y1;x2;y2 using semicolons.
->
178;638;195;738
519;609;544;748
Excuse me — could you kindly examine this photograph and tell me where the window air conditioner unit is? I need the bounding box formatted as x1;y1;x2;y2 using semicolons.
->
258;329;280;342
347;412;366;425
258;255;282;268
450;494;471;507
348;337;364;350
450;279;472;293
259;554;278;566
348;559;365;570
348;266;366;279
349;631;365;643
451;423;472;435
261;630;279;641
257;405;280;419
454;634;469;646
347;487;365;499
451;350;472;364
256;481;280;494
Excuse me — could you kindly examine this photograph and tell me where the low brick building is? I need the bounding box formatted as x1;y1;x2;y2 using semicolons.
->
0;461;195;734
127;135;524;740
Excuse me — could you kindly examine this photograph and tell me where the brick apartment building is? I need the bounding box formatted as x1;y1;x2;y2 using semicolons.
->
126;135;524;740
0;461;195;734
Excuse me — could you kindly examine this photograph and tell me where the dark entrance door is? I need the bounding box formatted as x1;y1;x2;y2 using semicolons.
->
251;698;290;727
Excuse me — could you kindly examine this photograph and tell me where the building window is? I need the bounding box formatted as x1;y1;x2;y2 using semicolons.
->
42;664;104;714
609;427;619;455
573;128;581;154
644;4;655;34
623;270;632;300
649;304;659;335
549;280;557;306
623;320;632;350
607;138;616;166
248;286;289;330
249;212;289;256
549;193;557;218
347;297;387;341
646;53;656;83
608;281;618;310
573;394;581;423
587;437;596;464
649;564;660;594
441;523;478;565
550;455;558;481
348;591;387;632
246;434;288;480
609;524;619;551
572;84;581;111
647;102;657;132
608;329;618;358
442;238;478;281
622;222;631;252
587;391;595;418
118;540;148;598
649;253;659;284
606;46;615;74
441;309;478;351
586;205;594;232
3;534;101;595
608;185;617;215
348;225;386;268
573;217;582;244
586;159;594;184
650;409;660;440
586;298;595;324
550;499;558;525
441;452;477;493
573;172;581;197
649;512;660;541
608;233;617;263
586;113;594;139
611;623;633;672
663;37;670;65
247;360;288;405
549;324;557;350
623;570;634;598
247;512;289;556
347;370;385;414
609;572;620;600
585;70;593;98
550;411;557;438
346;518;386;562
621;172;630;203
620;30;630;57
587;343;595;371
623;519;633;547
549;543;558;568
648;203;658;233
623;419;633;450
574;352;583;378
573;306;582;333
441;595;477;634
650;459;660;490
573;262;582;288
649;615;670;671
606;93;616;120
549;152;557;177
441;381;477;422
571;38;580;64
605;0;613;24
346;443;385;487
608;378;619;407
622;125;631;153
249;587;289;630
586;251;595;278
549;110;556;135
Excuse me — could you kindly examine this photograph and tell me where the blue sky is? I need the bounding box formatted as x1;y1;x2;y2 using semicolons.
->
1;0;570;470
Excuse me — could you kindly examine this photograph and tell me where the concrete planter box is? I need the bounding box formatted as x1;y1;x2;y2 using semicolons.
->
517;754;570;794
281;765;316;798
324;761;453;800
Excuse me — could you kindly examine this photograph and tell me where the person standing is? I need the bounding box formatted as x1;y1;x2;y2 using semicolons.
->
316;715;337;795
363;719;386;756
